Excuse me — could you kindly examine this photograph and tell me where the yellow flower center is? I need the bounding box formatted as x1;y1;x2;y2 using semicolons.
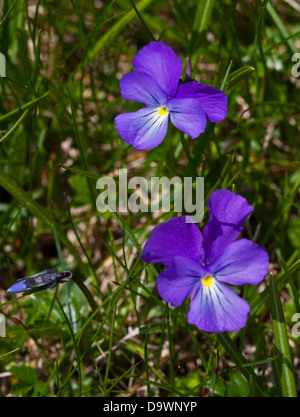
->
158;107;169;117
202;276;214;288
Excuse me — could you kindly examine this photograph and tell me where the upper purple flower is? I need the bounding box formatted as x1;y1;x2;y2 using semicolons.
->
115;42;227;150
141;190;269;333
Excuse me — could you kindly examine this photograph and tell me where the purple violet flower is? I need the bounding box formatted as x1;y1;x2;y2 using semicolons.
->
115;42;227;150
141;190;269;333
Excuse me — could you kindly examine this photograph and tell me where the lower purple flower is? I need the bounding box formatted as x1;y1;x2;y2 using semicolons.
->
141;190;269;333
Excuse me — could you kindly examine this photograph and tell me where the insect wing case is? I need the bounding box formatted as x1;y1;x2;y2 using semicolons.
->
7;269;62;293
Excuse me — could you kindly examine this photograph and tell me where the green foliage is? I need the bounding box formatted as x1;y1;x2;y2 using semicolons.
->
0;0;299;398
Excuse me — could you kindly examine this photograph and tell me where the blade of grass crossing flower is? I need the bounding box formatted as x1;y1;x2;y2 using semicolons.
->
269;275;297;397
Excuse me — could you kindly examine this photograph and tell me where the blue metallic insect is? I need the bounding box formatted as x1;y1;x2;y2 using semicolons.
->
7;268;73;294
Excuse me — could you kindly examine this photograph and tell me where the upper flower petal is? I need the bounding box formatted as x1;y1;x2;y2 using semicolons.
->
119;72;168;107
168;97;207;138
114;106;169;150
141;215;204;266
203;190;254;261
157;256;205;307
176;81;228;123
209;238;269;286
187;278;250;332
132;41;182;98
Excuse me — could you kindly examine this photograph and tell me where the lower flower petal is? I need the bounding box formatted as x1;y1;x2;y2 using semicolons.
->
176;81;227;123
187;278;250;332
168;97;207;139
157;256;205;307
210;239;269;286
141;216;205;266
114;107;169;150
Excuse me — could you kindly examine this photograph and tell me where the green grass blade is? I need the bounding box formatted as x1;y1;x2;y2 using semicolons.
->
84;0;154;65
0;0;19;30
192;0;216;34
129;0;155;41
67;89;96;206
217;333;268;397
191;0;216;64
0;168;87;273
266;2;298;54
56;295;82;397
269;275;297;397
0;109;29;143
0;91;49;123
